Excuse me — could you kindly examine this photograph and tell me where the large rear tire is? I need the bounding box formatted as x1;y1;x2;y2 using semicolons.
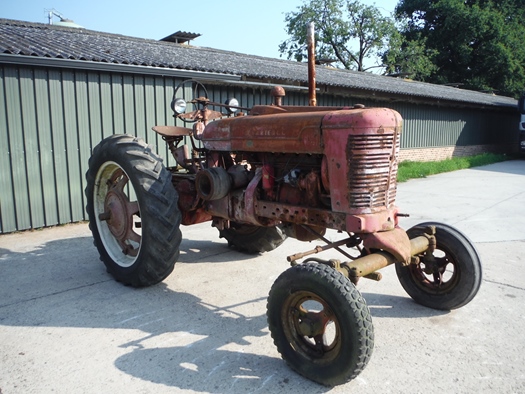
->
267;262;374;386
396;222;482;310
219;223;286;254
85;134;182;287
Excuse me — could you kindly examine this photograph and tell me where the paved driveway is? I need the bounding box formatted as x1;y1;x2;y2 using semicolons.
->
1;160;524;393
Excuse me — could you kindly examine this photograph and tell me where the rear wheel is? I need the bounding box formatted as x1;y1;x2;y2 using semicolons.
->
85;134;182;287
396;222;482;310
219;223;286;254
267;262;374;386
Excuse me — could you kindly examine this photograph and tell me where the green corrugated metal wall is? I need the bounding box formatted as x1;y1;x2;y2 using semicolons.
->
314;96;516;148
388;102;516;148
0;64;517;233
0;65;184;233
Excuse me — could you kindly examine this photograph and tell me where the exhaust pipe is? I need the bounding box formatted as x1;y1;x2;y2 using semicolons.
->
307;22;317;107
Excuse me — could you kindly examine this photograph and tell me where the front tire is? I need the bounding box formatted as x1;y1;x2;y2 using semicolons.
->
267;263;374;386
219;223;286;254
85;134;182;287
395;222;482;310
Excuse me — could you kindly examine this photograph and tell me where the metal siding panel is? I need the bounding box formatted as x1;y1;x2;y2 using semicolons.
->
111;74;125;134
158;76;171;125
122;75;135;135
0;66;17;233
164;78;177;167
87;72;103;144
99;73;113;139
144;76;157;148
241;88;251;109
4;67;32;230
154;76;167;159
48;69;72;224
74;70;91;220
133;75;145;140
62;70;84;222
34;69;59;226
19;67;46;228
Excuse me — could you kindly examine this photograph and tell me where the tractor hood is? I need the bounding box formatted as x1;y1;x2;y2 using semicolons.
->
201;106;402;154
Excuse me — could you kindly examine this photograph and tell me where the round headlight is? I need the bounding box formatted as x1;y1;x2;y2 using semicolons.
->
225;98;239;114
171;98;187;114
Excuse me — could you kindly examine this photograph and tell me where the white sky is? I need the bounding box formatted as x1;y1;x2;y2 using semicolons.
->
2;0;400;59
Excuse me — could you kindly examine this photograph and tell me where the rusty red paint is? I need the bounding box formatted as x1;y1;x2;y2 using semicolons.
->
180;208;212;226
101;172;140;256
345;207;399;233
323;108;402;216
175;179;200;211
299;171;320;207
271;86;286;106
204;169;278;227
202;112;324;153
361;226;412;264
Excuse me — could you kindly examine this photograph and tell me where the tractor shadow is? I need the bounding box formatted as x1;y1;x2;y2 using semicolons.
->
111;286;331;392
0;232;448;392
177;237;257;263
362;292;450;319
0;236;328;391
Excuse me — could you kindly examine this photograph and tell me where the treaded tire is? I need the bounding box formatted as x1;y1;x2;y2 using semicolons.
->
85;134;182;287
396;222;482;310
267;262;374;386
219;223;286;254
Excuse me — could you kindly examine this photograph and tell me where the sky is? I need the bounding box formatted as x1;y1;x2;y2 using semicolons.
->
2;0;400;59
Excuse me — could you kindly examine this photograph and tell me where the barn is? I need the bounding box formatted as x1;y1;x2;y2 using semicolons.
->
0;18;518;233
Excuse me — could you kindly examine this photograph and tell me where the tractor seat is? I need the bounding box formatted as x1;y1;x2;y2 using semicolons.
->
152;125;192;137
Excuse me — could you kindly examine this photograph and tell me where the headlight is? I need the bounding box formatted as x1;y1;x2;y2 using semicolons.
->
171;98;187;114
225;98;239;114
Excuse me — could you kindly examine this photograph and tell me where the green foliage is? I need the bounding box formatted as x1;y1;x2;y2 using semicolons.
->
393;0;525;97
279;0;398;71
382;30;438;79
397;153;511;182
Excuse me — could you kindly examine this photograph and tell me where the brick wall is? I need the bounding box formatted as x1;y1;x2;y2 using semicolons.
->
399;143;517;162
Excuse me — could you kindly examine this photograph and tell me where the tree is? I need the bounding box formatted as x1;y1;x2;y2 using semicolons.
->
279;0;398;72
393;0;525;97
382;27;438;79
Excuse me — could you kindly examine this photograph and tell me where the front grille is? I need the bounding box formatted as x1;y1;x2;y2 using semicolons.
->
347;133;400;212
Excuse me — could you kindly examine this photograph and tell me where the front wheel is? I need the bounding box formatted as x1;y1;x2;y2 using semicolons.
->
267;263;374;386
85;134;182;287
219;223;286;254
396;222;482;310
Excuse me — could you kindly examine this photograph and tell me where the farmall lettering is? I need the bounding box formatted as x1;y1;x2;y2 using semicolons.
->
85;23;482;386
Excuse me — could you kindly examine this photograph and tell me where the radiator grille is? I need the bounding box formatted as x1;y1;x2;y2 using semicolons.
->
347;133;400;211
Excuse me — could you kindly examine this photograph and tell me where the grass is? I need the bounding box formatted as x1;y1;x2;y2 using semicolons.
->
397;153;513;183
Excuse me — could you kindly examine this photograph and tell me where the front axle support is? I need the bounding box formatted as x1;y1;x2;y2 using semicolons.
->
289;227;436;285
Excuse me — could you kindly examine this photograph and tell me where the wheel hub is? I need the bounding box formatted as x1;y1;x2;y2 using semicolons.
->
97;169;141;257
103;190;130;240
295;309;330;338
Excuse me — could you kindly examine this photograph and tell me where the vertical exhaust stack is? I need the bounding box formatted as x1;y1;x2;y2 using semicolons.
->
307;22;317;106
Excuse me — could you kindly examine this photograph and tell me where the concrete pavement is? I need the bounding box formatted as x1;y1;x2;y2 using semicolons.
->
1;160;524;393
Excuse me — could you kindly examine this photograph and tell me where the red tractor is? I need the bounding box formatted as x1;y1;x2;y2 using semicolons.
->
85;31;482;386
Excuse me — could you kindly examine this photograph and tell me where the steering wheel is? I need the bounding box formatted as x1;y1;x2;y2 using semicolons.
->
171;79;210;123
